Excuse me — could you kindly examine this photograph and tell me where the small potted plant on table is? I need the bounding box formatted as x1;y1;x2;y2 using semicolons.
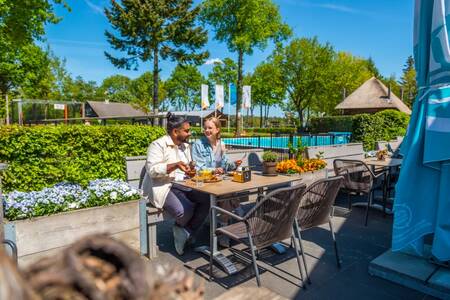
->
262;151;279;176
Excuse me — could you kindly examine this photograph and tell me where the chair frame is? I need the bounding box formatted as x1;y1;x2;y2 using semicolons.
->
209;184;307;288
333;159;386;226
293;176;344;285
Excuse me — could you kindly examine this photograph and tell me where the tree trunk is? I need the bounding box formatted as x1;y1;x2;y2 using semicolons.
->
5;93;9;125
260;104;263;128
235;50;243;136
298;108;304;131
153;47;159;126
250;107;254;127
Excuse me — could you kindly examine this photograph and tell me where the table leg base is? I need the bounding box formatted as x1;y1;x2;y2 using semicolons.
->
194;245;238;275
352;202;393;214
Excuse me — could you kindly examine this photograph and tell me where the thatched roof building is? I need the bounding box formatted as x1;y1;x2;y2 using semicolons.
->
335;77;412;115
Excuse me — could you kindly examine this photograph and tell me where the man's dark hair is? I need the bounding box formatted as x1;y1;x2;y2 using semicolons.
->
166;112;189;133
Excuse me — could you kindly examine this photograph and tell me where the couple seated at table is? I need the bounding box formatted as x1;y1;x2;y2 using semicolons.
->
142;113;241;255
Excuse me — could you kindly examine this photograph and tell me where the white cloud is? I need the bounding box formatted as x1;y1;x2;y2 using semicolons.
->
84;0;104;14
204;58;224;65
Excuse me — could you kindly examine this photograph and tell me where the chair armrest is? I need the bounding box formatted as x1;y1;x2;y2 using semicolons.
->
211;206;244;222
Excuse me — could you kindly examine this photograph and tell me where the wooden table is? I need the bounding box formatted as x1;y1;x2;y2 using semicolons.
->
173;172;302;275
363;157;403;168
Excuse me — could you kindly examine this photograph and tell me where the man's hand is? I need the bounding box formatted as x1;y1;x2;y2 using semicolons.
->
177;161;191;173
215;167;224;175
167;161;190;174
235;160;242;167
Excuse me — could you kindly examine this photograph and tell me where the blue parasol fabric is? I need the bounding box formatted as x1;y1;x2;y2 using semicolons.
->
393;0;450;261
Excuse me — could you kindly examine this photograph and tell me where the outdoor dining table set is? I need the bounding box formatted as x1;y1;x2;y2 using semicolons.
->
173;170;345;288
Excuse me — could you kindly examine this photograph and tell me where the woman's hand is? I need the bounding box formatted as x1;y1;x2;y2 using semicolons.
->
215;167;224;175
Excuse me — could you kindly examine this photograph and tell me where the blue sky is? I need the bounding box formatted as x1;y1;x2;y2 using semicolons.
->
44;0;414;115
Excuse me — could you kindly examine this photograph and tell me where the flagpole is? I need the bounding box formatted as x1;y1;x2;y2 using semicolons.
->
228;83;231;133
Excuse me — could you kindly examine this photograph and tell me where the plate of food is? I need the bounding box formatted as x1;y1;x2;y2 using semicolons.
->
191;175;222;183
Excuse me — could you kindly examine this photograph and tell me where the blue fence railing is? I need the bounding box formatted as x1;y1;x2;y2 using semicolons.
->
220;132;351;150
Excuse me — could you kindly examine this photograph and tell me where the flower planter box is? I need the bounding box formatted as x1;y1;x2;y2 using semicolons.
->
2;200;140;267
282;168;328;185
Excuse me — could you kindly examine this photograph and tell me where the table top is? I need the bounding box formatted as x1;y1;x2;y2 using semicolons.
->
363;157;403;167
173;172;302;197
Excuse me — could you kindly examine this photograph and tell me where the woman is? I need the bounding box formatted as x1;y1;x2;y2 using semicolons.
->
192;117;241;174
192;118;243;246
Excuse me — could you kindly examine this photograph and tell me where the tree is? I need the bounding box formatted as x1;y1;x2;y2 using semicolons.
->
399;55;417;107
0;0;67;122
130;72;166;113
104;0;209;116
201;0;291;135
98;75;134;103
366;57;380;78
314;52;372;115
165;65;205;110
250;61;286;127
208;57;237;87
273;37;334;129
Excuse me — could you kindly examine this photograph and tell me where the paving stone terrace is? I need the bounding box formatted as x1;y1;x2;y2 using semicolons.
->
147;193;438;300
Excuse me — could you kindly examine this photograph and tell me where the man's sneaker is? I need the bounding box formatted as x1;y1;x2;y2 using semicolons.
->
173;225;190;255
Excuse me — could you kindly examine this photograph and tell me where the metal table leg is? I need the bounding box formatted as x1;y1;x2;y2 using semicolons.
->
195;194;238;275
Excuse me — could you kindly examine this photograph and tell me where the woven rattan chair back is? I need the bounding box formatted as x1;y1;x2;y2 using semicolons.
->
245;183;307;249
333;159;373;194
297;176;343;230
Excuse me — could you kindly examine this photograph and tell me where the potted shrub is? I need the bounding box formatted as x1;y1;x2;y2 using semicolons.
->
262;151;279;176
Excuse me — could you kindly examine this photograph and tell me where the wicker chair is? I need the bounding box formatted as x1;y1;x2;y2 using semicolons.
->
333;159;386;226
293;176;344;285
210;184;307;287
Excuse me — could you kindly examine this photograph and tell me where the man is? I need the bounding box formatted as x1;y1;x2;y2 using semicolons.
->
142;114;209;255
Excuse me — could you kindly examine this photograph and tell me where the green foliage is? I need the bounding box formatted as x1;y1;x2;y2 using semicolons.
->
262;151;278;162
249;61;286;127
273;37;335;127
207;57;237;88
201;0;291;134
351;110;409;150
105;0;209;111
166;65;206;110
0;125;166;192
315;51;373;115
399;55;417;108
309;116;354;133
288;139;306;161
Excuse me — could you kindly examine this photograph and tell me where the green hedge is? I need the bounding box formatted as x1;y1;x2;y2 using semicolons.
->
351;110;409;150
309;116;353;133
0;125;166;192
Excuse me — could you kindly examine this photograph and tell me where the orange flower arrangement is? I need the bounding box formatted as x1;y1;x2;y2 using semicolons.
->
276;158;326;174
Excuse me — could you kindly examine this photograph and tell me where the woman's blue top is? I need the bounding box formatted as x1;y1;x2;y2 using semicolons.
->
191;137;235;171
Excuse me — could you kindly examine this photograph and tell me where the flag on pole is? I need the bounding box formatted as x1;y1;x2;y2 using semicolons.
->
215;84;224;110
201;84;209;109
229;83;237;105
242;85;251;109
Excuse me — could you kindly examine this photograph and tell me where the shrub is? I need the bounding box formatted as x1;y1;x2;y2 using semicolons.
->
0;125;166;192
309;116;354;133
351;110;409;150
262;151;278;162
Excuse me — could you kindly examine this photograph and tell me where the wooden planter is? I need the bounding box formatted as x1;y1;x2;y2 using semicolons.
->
2;200;140;267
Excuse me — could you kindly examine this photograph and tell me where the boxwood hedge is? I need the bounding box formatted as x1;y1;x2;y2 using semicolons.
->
0;125;166;192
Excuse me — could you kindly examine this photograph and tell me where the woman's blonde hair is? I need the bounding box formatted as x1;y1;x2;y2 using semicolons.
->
203;117;221;139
